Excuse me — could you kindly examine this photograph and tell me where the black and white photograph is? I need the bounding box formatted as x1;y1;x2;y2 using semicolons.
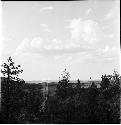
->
0;0;120;124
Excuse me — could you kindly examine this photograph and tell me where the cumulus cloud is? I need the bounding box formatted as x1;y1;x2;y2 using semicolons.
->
14;36;95;58
67;18;102;44
13;35;119;65
13;38;31;57
30;37;44;48
13;14;119;64
40;6;54;12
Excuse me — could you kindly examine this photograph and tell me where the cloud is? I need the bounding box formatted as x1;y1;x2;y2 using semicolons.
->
40;24;51;32
14;37;94;58
85;8;93;16
104;12;113;20
72;44;120;64
104;0;120;21
90;45;120;63
1;37;12;42
40;6;54;12
13;38;30;57
13;13;119;64
67;18;102;44
104;34;114;39
102;46;120;57
13;36;120;66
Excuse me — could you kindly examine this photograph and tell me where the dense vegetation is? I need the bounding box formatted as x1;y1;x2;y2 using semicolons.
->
1;57;120;123
43;69;120;124
1;57;43;123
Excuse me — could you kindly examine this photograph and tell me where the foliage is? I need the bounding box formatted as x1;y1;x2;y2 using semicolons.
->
56;69;73;99
1;78;25;123
1;56;23;81
96;70;120;123
1;57;24;123
1;58;120;123
46;70;120;124
1;57;43;123
1;78;43;123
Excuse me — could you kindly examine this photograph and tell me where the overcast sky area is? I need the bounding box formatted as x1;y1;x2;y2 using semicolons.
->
1;0;120;81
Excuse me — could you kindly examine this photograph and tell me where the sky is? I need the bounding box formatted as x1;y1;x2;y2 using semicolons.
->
1;0;120;81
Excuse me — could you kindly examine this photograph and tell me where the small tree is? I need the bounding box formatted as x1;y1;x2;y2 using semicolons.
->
60;68;70;79
100;70;120;90
100;74;110;90
111;70;120;85
1;56;23;81
56;69;73;99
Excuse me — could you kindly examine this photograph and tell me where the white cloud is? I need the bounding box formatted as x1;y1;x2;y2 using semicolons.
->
85;8;93;16
72;45;120;64
52;38;62;44
1;37;11;41
104;12;113;20
92;45;120;63
40;24;48;28
104;34;114;39
40;6;54;12
103;46;120;56
102;46;109;53
43;44;53;50
104;0;120;21
13;36;95;58
43;6;53;10
67;18;101;44
13;38;30;57
83;20;98;44
30;37;43;48
67;18;82;41
13;13;119;64
40;24;51;32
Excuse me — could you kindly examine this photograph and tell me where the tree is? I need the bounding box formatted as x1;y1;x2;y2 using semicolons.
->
1;56;23;123
100;74;110;90
56;69;72;99
100;70;120;90
1;56;23;81
60;68;70;83
111;70;120;86
90;82;97;88
96;70;120;123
